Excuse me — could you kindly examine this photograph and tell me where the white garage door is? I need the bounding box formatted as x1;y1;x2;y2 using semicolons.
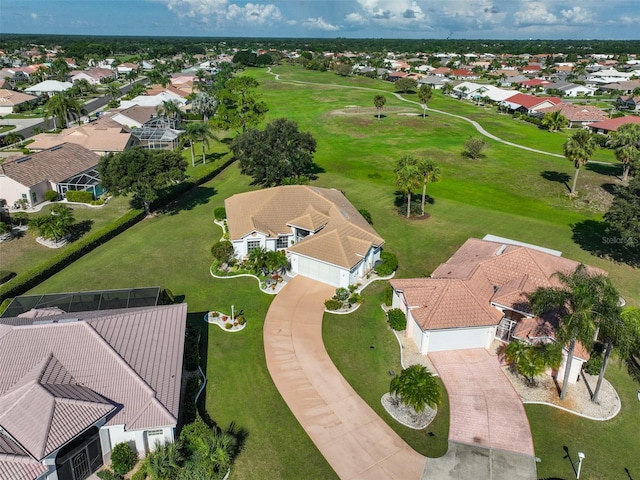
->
297;256;341;287
428;327;490;352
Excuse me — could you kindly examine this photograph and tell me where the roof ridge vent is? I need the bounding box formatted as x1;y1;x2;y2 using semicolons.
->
16;156;31;164
495;244;507;255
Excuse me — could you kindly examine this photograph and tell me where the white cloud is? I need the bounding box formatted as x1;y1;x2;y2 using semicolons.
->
303;16;339;31
560;6;594;25
159;0;283;25
31;12;38;20
345;0;426;28
514;1;558;27
438;0;506;30
226;3;283;24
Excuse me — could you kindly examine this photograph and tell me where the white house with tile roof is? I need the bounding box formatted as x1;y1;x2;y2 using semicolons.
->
390;237;604;384
0;302;186;480
225;185;384;288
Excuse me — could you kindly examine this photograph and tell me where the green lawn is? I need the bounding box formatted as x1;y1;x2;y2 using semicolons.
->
25;65;640;478
527;360;640;480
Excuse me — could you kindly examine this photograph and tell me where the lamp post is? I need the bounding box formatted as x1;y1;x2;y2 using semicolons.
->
576;452;585;479
231;305;234;322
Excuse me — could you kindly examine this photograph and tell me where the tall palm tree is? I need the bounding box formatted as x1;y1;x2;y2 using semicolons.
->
389;364;441;413
157;99;183;125
106;83;121;101
191;92;218;121
608;123;640;182
185;121;217;165
528;264;613;400
373;94;386;119
394;155;422;218
542;110;569;132
3;132;24;147
417;84;432;118
564;129;597;195
43;92;82;129
143;442;184;480
505;340;562;385
416;158;441;216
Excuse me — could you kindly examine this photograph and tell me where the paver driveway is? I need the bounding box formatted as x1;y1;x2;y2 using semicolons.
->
429;349;535;456
264;276;427;480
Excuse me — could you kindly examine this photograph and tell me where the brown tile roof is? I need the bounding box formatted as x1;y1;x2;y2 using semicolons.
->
1;143;100;188
587;116;640;132
225;186;384;270
0;304;186;461
536;103;607;123
29;118;133;153
394;238;605;335
111;105;157;125
0;89;36;106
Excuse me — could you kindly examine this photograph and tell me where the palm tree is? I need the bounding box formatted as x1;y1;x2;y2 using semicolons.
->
185;121;217;165
106;83;121;101
442;83;454;96
564;129;597;195
505;340;562;385
125;69;137;85
373;94;386;119
43;92;82;129
608;123;640;182
144;442;184;480
528;264;613;400
3;132;24;147
389;364;441;413
394;155;421;218
157;99;183;125
196;429;237;478
32;205;75;243
247;246;268;276
417;84;432;118
265;250;290;276
416;158;441;216
541;111;569;132
191;92;218;121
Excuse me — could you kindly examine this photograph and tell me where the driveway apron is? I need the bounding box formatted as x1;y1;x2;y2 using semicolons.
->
264;276;427;480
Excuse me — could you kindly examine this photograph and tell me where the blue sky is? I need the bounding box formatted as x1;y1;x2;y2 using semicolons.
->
2;0;639;40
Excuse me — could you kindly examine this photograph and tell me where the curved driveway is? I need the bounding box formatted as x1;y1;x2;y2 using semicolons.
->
264;276;426;480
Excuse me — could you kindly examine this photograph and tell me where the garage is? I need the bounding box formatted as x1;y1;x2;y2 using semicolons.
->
426;326;495;353
295;255;342;287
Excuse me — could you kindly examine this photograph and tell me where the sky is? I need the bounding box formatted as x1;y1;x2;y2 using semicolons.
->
2;0;639;40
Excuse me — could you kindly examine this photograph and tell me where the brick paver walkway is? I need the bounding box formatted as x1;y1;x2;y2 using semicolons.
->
264;276;427;480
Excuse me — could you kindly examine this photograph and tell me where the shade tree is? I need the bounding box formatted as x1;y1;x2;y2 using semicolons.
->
417;84;432;118
215;76;268;133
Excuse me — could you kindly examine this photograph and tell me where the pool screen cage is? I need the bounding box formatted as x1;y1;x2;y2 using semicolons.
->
1;287;162;318
57;168;104;199
131;116;184;149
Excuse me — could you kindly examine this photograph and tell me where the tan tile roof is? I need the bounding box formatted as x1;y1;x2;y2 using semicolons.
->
29;118;132;153
1;143;100;188
536;103;607;122
512;314;590;361
225;186;384;269
111;105;157;125
393;238;605;338
0;304;186;462
0;89;36;106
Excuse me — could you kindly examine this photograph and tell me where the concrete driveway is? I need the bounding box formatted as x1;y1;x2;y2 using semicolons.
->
427;349;537;480
264;276;427;480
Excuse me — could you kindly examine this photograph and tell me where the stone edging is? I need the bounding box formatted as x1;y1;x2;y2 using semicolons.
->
523;397;622;421
204;312;247;332
324;271;396;314
380;393;437;430
209;264;280;295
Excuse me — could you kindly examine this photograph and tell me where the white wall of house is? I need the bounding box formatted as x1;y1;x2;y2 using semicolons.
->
0;176;50;207
232;231;268;259
563;86;595;97
0;105;15;115
291;253;344;287
556;352;585;385
424;325;496;352
102;424;174;458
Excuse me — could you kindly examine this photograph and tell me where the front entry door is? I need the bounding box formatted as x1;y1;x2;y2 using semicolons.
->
71;450;90;480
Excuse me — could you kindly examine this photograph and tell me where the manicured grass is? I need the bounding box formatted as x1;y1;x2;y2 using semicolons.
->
0;125;16;133
323;282;450;457
527;360;640;479
26;66;640;478
0;196;131;277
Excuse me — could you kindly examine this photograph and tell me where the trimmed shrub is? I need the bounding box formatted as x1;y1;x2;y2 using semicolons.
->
358;208;373;225
12;212;29;226
66;190;94;203
375;251;398;276
584;355;603;376
44;190;58;202
160;288;175;305
0;298;12;316
348;293;361;304
211;240;235;263
111;442;137;475
387;308;407;331
184;324;201;371
324;299;343;311
334;287;349;303
214;207;227;221
182;375;201;425
0;271;16;284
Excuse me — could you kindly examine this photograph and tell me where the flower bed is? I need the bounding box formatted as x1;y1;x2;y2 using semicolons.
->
205;311;246;332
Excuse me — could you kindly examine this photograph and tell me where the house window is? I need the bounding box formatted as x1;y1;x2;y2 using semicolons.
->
296;229;310;242
276;236;289;249
31;191;37;204
147;430;163;436
247;240;261;252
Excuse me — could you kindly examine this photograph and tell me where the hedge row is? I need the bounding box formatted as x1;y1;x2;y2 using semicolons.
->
0;156;237;303
66;190;93;203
